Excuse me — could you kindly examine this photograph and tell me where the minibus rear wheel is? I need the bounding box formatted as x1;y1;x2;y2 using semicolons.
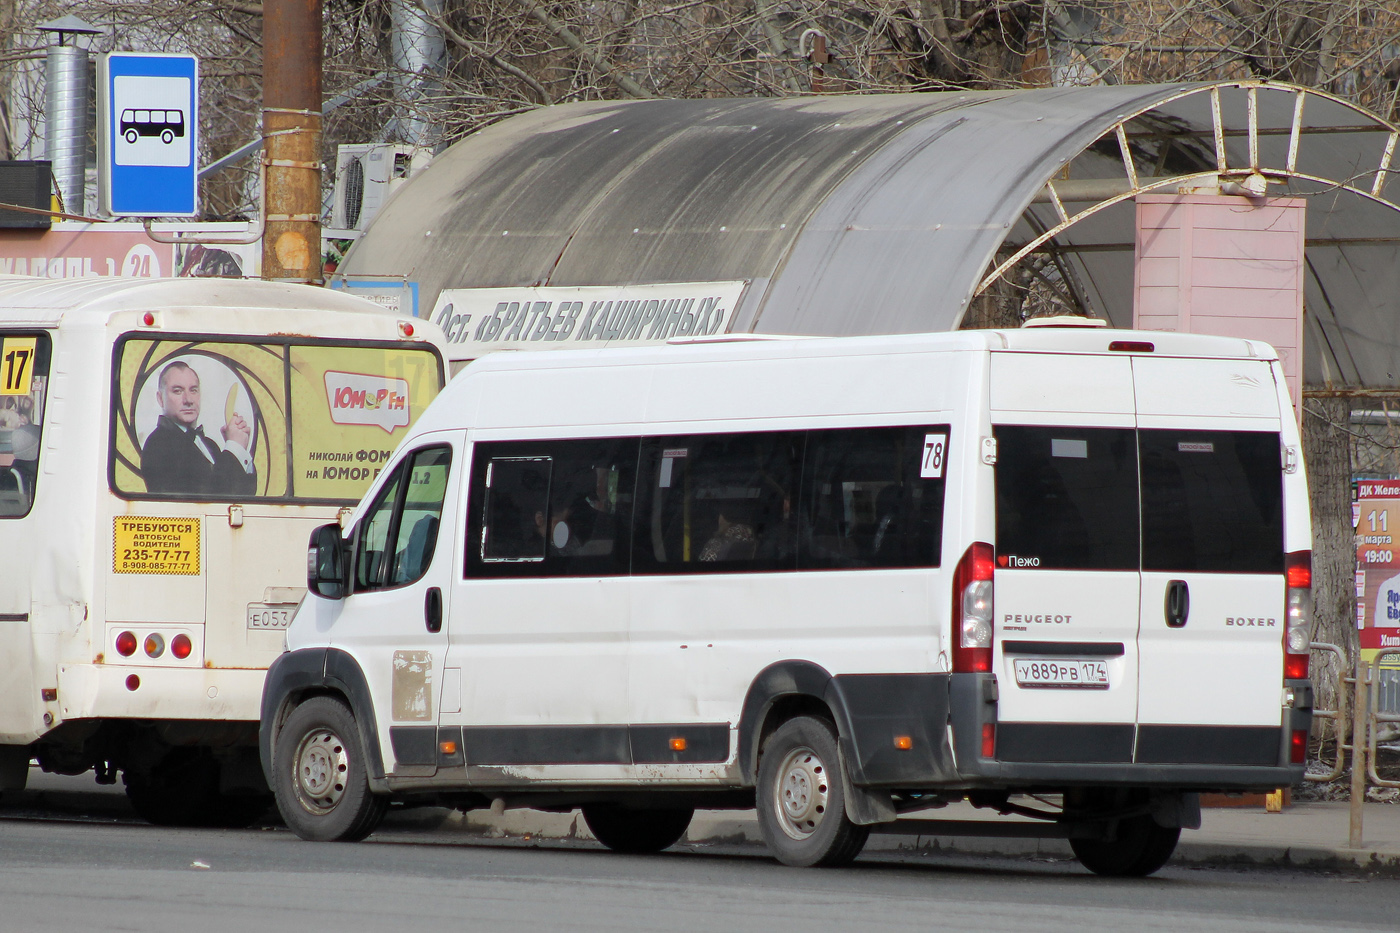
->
273;696;387;842
581;804;694;853
756;716;869;867
1070;814;1180;877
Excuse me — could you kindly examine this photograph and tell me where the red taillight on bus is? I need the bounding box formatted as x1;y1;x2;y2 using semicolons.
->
1284;550;1312;680
171;634;192;660
1290;729;1307;764
952;542;995;673
981;722;996;758
116;631;138;657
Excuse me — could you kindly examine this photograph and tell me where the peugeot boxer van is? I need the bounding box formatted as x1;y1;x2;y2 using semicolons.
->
260;324;1313;876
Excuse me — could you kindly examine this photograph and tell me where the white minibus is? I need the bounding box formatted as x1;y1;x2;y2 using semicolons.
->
0;276;446;826
261;323;1313;875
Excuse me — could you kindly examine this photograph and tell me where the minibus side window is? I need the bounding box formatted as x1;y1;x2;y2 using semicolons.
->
1139;429;1283;573
633;431;801;574
994;425;1139;571
354;465;406;589
0;331;49;519
387;446;452;586
799;426;948;570
480;457;552;563
467;438;639;576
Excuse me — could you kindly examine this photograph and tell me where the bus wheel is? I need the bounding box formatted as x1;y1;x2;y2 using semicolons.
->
756;716;869;867
273;696;386;842
1070;815;1180;877
125;748;220;826
123;129;137;144
581;804;693;853
161;129;174;144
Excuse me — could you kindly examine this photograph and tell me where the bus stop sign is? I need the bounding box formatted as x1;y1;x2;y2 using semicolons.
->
98;53;199;217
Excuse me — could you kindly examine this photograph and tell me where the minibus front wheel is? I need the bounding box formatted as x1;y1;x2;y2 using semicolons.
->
273;696;387;842
756;716;869;867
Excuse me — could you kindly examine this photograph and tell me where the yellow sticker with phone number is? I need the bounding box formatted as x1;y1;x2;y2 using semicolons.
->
113;517;201;575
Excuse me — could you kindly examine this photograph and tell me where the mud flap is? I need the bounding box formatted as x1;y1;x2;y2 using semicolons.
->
839;744;896;825
1150;790;1201;829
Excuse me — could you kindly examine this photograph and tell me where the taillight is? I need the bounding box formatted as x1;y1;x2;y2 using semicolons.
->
981;722;996;758
171;634;192;660
144;633;165;658
1284;550;1311;680
115;631;138;657
952;542;995;673
1290;729;1307;764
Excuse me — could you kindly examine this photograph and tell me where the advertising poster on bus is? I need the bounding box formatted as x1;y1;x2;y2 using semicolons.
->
1355;481;1400;668
110;337;442;502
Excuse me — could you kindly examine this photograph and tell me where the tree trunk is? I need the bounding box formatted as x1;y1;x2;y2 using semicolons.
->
1302;397;1355;732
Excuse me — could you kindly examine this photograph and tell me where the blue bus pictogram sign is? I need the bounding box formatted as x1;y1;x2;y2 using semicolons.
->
99;53;199;217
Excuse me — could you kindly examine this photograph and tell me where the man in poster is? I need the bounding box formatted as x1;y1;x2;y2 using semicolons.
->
140;360;257;496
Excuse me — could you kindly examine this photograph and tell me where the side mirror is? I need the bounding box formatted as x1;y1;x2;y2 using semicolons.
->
307;523;348;600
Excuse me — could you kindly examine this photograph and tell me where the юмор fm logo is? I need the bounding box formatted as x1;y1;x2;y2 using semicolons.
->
323;370;411;434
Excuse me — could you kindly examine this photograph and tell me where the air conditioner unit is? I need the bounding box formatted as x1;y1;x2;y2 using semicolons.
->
330;144;432;232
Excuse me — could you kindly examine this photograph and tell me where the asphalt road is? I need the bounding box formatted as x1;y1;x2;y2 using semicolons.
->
1;778;1396;933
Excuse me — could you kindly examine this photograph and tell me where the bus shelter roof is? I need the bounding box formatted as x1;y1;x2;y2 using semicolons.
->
343;83;1400;390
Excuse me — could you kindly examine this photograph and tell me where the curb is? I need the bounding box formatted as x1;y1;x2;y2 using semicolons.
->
440;809;1400;877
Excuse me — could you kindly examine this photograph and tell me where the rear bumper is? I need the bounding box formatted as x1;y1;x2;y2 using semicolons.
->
944;673;1312;791
55;663;264;725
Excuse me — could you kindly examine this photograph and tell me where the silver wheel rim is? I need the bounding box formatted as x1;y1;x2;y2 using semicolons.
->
292;728;349;815
773;745;830;841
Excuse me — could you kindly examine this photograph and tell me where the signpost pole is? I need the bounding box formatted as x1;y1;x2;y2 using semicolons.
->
1349;655;1368;848
262;0;323;284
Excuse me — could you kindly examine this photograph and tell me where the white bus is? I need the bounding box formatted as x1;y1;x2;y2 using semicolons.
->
0;277;446;826
263;322;1314;876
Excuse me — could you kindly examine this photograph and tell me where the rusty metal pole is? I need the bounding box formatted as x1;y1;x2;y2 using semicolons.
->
809;34;828;94
262;0;323;284
1348;656;1368;848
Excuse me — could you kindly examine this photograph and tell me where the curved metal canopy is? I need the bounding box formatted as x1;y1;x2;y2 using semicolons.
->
342;82;1400;389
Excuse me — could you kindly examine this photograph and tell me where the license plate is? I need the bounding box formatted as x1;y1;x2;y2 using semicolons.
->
247;602;298;630
1013;658;1110;689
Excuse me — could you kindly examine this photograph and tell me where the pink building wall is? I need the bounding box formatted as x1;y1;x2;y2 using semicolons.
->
1133;194;1306;416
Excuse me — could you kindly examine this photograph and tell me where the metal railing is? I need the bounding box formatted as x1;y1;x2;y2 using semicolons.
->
1366;648;1400;790
1305;642;1350;782
1304;643;1400;846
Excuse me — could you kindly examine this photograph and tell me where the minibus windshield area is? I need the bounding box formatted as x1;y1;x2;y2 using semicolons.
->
0;331;49;518
110;333;443;504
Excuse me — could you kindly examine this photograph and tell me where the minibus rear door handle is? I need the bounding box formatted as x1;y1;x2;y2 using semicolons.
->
1164;580;1189;628
425;587;443;633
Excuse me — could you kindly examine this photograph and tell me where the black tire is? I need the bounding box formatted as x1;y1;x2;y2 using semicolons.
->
1070;815;1180;877
125;748;220;827
756;716;869;867
125;748;271;828
161;129;174;144
272;696;387;842
582;804;694;853
124;129;138;144
210;793;272;829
